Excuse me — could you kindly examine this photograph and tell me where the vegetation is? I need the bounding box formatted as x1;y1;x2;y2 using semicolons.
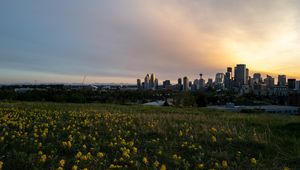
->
0;102;299;169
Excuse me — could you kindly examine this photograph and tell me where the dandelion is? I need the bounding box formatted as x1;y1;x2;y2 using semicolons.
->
160;164;167;170
132;147;138;154
179;130;183;137
250;158;257;166
211;136;217;143
75;151;82;159
222;160;228;168
0;161;3;170
196;163;204;169
210;127;217;133
153;160;160;167
40;154;47;163
97;152;105;159
59;159;65;167
72;165;78;170
143;157;148;165
283;167;289;170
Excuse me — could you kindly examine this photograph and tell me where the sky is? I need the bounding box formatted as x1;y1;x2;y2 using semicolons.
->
1;0;300;84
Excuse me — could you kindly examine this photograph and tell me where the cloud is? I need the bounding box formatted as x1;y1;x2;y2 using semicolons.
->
1;0;300;83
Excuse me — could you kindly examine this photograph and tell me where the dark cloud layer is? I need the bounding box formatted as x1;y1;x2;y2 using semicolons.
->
1;0;300;83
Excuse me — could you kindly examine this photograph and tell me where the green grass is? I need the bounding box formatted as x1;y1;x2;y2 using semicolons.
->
0;101;299;169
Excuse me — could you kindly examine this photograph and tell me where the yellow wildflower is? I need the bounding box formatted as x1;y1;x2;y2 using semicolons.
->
75;151;82;159
72;165;78;170
153;160;160;167
0;161;3;170
40;154;47;163
222;160;228;168
97;152;105;159
250;158;257;166
160;164;167;170
132;147;138;154
211;136;217;143
283;167;289;170
179;130;183;137
143;157;148;164
59;159;65;167
196;163;204;169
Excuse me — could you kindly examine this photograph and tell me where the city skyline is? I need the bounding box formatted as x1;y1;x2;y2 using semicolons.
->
1;1;300;84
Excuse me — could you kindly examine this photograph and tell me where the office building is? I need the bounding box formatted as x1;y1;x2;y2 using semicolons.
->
144;74;150;89
207;78;213;87
137;79;141;89
215;73;224;90
183;76;189;91
199;73;205;88
234;64;247;87
288;79;296;90
253;73;262;84
264;75;275;88
278;75;287;86
154;78;159;90
224;67;233;89
163;80;171;88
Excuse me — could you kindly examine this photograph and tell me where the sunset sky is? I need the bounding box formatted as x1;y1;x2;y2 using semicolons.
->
1;0;300;84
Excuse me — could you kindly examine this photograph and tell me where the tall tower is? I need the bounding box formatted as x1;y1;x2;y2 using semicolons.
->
278;75;287;86
144;74;150;89
150;73;155;89
183;76;189;91
224;67;233;90
199;73;205;88
137;79;141;89
234;64;247;87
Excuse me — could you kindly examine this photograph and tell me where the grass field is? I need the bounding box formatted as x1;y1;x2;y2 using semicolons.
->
0;102;299;170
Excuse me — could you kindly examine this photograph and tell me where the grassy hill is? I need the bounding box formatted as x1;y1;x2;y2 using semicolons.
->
0;102;299;169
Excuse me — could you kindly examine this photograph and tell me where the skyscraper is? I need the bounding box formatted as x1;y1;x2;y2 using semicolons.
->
234;64;247;87
215;73;224;90
163;80;171;88
264;75;275;88
183;76;189;91
150;73;155;89
288;79;296;90
154;78;159;90
207;78;213;87
278;75;287;86
178;78;183;91
253;73;262;84
144;74;150;89
199;73;205;88
224;68;232;89
137;79;141;89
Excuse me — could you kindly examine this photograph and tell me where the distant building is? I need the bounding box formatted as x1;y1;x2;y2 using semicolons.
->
154;78;159;90
296;81;300;92
178;78;183;91
183;76;189;91
199;73;205;88
253;73;262;84
278;75;287;86
288;79;296;90
264;75;275;88
144;74;150;89
234;64;247;87
207;78;213;87
137;79;142;89
246;68;249;84
150;73;156;89
224;67;233;90
215;73;224;90
163;80;171;88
